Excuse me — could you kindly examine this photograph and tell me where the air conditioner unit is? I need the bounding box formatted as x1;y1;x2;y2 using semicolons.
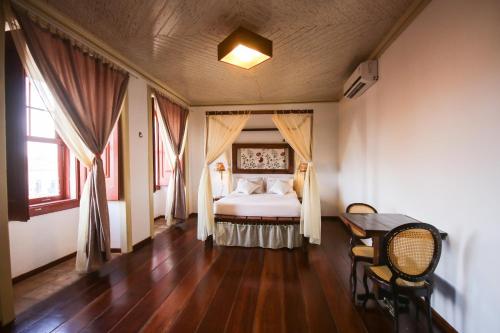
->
343;60;378;99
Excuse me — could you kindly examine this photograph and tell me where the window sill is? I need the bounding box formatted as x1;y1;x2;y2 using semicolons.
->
29;199;79;217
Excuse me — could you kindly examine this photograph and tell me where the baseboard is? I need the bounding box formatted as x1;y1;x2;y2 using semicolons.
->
12;252;76;284
415;297;458;333
132;237;152;251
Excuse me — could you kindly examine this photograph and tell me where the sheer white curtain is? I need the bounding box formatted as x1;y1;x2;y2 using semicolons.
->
197;114;250;240
222;150;233;195
6;5;128;272
156;107;176;225
5;9;96;270
272;113;321;244
5;12;93;168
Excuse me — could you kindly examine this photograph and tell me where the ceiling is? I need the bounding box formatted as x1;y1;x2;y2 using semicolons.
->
45;0;414;105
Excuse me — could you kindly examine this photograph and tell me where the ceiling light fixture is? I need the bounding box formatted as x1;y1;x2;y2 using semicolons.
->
218;27;272;69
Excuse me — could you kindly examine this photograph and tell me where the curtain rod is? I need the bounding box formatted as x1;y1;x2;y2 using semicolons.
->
242;128;279;132
205;110;313;116
12;0;190;108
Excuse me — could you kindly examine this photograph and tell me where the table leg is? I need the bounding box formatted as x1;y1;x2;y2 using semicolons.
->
372;235;383;298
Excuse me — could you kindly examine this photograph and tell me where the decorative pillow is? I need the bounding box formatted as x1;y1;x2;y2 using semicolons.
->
235;179;260;195
266;178;293;193
235;177;264;193
268;179;293;195
247;177;265;193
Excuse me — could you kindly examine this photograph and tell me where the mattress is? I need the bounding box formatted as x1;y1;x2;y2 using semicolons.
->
214;191;301;217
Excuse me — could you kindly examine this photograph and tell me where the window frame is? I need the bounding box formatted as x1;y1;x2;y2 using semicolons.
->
25;77;80;217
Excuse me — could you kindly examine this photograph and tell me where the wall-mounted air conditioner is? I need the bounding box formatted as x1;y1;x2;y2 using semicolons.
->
343;60;378;99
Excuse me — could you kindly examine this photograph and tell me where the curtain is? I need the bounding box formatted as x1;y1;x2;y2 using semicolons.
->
294;154;305;197
197;114;250;240
8;5;129;272
222;150;233;195
153;90;188;226
272;113;321;244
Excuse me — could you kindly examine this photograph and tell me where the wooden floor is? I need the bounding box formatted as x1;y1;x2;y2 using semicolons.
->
2;217;443;333
13;258;81;316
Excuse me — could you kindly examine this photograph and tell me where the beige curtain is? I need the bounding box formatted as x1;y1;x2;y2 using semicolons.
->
222;150;233;195
197;114;250;240
272;113;321;244
7;5;129;272
294;154;305;197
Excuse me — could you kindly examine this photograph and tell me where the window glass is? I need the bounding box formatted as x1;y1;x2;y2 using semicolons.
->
27;141;60;199
29;108;56;138
29;80;46;109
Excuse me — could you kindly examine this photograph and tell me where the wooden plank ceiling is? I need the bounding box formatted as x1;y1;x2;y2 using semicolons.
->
46;0;413;105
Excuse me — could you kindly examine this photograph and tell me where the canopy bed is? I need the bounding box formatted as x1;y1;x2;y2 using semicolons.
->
197;110;321;250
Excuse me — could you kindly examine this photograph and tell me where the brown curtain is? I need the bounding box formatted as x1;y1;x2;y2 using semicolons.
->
14;7;129;272
154;90;188;221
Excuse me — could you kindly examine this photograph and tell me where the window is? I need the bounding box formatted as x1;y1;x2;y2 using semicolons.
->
25;77;79;216
5;32;121;220
152;99;172;190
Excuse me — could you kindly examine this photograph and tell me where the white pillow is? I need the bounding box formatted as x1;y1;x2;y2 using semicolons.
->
266;178;293;193
268;179;293;195
246;177;265;194
235;179;260;195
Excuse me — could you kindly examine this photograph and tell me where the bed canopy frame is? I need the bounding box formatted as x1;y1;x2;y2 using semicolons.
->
197;109;322;249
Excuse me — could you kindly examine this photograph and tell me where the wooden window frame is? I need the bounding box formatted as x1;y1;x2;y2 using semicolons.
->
25;78;79;217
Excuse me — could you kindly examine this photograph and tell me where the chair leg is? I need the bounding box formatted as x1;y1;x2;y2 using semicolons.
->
392;288;400;333
425;291;433;333
362;270;370;309
351;257;357;299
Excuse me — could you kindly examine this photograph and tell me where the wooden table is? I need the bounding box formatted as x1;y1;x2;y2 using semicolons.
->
340;213;448;265
340;213;448;308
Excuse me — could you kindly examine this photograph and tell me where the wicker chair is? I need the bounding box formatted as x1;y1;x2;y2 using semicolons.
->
346;203;377;299
362;223;442;333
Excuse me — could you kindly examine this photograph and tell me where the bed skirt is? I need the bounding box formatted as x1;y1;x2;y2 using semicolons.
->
214;222;302;249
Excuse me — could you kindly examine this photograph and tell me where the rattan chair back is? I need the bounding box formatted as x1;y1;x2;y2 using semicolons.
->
383;223;442;283
346;203;378;214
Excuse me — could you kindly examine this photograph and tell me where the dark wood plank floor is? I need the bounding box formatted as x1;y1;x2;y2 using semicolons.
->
2;217;444;333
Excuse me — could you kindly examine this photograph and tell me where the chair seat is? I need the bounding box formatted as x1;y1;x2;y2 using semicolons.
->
369;265;425;287
352;246;374;258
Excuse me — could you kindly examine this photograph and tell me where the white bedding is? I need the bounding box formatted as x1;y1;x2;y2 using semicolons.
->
214;191;301;217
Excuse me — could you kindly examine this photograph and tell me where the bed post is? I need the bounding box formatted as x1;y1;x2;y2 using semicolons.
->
205;235;213;248
302;235;309;252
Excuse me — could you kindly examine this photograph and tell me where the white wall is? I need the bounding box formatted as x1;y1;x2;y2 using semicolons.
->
188;102;339;216
108;201;124;249
126;77;152;245
153;186;167;218
8;208;79;278
337;0;500;331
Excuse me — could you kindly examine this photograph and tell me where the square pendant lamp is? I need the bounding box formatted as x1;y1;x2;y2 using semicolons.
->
218;27;273;69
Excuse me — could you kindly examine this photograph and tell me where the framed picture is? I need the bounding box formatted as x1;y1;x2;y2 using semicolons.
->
232;143;294;174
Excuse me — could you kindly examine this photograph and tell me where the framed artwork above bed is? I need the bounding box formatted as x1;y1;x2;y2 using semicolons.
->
232;143;294;174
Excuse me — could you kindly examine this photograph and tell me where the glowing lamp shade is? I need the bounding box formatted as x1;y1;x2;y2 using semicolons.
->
215;162;226;172
218;27;272;69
